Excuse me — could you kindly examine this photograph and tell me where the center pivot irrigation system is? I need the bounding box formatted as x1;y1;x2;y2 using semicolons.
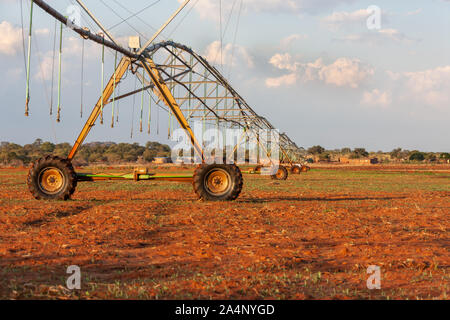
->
24;0;308;201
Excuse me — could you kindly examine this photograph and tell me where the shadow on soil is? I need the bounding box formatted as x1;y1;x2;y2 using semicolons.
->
239;196;407;203
23;205;94;227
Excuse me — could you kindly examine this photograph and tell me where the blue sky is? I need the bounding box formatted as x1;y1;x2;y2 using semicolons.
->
0;0;449;152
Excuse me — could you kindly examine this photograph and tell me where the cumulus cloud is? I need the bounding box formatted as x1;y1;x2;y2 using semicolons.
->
322;9;369;30
0;21;50;57
336;28;414;45
279;34;307;48
266;73;297;88
402;66;450;107
361;89;391;107
0;21;22;56
182;0;356;21
34;53;54;81
204;40;254;68
319;58;374;88
33;35;103;82
266;53;374;88
379;66;450;110
268;53;297;71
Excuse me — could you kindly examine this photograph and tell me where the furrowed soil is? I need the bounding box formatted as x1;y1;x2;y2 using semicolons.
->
0;165;448;300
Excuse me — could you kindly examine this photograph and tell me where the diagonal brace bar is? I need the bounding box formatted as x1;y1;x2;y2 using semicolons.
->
67;57;131;160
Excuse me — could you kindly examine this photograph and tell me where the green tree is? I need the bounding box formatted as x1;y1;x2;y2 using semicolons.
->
390;148;402;159
143;149;157;162
319;153;331;161
440;153;450;160
40;142;55;153
350;148;369;159
409;152;425;161
32;138;43;146
307;145;325;155
426;153;437;162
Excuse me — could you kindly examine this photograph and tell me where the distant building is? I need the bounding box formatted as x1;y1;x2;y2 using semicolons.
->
153;157;172;164
339;157;379;165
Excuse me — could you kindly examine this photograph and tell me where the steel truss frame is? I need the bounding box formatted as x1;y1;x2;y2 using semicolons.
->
31;0;305;183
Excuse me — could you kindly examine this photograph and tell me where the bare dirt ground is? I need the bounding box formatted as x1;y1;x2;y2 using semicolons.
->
0;164;448;300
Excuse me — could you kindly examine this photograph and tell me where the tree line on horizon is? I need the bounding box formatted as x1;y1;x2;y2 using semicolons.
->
306;145;450;163
0;139;449;167
0;139;171;167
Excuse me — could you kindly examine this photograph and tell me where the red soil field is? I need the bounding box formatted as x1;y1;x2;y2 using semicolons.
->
0;165;448;299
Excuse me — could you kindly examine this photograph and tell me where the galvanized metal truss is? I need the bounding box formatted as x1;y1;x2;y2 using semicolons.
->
31;0;305;168
136;41;305;166
24;0;311;204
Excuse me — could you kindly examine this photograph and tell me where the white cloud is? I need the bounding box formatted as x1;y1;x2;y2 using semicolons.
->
266;73;297;88
33;36;102;82
0;21;22;56
386;70;401;81
34;53;53;81
402;66;450;107
280;34;307;48
267;53;374;88
336;28;414;44
380;66;450;110
378;28;410;41
319;58;374;88
323;9;369;30
204;40;254;68
183;0;356;21
268;53;297;71
361;89;391;107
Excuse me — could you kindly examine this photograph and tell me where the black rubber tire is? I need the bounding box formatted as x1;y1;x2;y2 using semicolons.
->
193;164;243;201
271;165;289;180
291;165;301;174
301;165;311;172
27;155;77;201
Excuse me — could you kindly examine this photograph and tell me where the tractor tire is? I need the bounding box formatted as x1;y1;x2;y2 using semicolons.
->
271;166;289;181
193;164;243;201
27;156;77;201
291;165;301;174
301;165;311;173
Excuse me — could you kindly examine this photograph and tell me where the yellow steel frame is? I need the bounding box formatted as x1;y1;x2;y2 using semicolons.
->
140;59;204;161
68;57;131;160
67;56;204;162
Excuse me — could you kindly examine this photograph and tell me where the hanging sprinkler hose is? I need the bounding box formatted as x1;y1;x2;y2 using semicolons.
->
148;85;152;134
140;66;145;133
100;33;105;124
111;51;117;128
80;37;85;118
25;0;34;116
56;21;63;122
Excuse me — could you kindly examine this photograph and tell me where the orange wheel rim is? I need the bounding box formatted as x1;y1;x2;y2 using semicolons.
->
38;168;65;194
205;169;230;195
276;169;284;179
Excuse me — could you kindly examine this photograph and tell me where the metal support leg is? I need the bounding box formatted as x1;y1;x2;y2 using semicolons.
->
67;57;131;161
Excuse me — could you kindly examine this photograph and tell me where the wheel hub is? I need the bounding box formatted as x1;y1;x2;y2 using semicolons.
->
38;168;65;194
276;169;284;178
206;170;230;195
